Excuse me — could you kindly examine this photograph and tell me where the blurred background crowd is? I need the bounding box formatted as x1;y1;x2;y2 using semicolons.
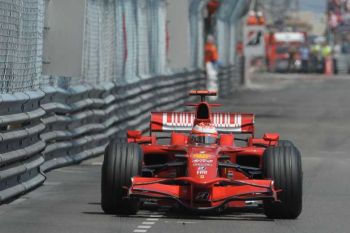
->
234;0;350;75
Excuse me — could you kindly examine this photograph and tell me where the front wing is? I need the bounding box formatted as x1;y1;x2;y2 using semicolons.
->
128;177;278;211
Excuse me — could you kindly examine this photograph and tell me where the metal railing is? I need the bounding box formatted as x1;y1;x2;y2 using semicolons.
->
0;70;206;202
0;91;46;202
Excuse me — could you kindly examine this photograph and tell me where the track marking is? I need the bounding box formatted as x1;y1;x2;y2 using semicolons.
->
137;226;152;229
133;214;163;232
142;222;156;225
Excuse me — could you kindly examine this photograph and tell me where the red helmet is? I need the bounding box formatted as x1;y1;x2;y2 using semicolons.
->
190;122;218;145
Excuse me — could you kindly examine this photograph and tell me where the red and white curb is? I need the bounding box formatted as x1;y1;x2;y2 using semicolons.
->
133;215;163;233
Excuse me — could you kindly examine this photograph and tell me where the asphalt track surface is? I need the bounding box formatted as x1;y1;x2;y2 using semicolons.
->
1;74;350;233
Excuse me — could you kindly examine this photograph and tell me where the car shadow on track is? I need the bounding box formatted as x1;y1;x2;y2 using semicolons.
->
82;203;272;222
124;206;270;222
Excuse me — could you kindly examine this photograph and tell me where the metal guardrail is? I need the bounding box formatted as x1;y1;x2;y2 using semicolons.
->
218;63;242;98
40;70;206;171
0;70;205;202
0;91;46;202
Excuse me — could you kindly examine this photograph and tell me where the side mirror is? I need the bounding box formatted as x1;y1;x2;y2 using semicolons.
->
263;133;280;141
127;130;142;139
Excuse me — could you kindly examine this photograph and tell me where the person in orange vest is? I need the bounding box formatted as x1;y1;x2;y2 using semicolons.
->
204;35;219;100
247;11;265;25
205;35;219;67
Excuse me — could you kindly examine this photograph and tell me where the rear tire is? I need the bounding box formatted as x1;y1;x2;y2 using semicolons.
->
262;145;302;219
101;141;142;215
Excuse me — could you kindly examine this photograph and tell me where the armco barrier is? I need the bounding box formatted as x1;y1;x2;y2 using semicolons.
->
218;63;242;98
39;70;206;171
0;91;46;202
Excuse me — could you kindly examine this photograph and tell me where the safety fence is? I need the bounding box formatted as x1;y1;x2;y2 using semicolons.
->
0;0;44;93
217;0;250;66
0;70;205;202
82;0;167;86
218;62;243;98
0;91;46;202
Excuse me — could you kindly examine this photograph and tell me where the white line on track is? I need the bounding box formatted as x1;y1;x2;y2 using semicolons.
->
133;214;163;232
142;222;156;225
137;226;152;229
133;230;147;233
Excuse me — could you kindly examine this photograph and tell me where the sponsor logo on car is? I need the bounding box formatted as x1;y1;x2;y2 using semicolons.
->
193;163;213;167
192;158;214;167
192;153;210;159
196;166;208;175
195;192;210;201
192;159;213;163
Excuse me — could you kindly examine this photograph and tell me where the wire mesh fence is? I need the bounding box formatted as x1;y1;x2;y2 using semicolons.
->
189;0;206;68
81;0;168;86
0;0;44;93
0;0;170;92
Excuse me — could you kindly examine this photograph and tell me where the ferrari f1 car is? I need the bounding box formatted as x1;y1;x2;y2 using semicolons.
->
101;91;302;219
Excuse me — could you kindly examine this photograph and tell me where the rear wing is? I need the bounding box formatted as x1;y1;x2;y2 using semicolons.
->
151;112;255;134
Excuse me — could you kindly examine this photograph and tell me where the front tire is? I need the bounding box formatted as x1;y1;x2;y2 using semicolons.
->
262;145;302;219
278;140;294;147
101;141;142;215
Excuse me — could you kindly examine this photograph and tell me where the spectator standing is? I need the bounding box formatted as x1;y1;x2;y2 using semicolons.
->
311;43;321;73
205;35;219;100
299;44;310;73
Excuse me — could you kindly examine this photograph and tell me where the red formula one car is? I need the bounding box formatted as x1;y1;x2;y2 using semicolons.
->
101;91;302;219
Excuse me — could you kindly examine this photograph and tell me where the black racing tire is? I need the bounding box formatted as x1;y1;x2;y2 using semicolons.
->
278;140;294;147
101;141;142;215
113;130;127;143
262;145;302;219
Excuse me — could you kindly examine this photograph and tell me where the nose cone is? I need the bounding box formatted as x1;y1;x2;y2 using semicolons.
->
188;148;218;181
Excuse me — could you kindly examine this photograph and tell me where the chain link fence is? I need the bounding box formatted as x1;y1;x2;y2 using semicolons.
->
217;0;250;66
81;0;168;86
189;0;207;68
0;0;169;91
0;0;44;93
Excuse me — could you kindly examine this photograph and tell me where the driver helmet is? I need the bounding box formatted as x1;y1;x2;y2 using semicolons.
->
190;122;218;145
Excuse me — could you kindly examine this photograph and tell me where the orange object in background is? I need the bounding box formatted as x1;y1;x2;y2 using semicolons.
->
207;0;220;15
324;57;333;75
205;43;219;63
247;11;265;25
